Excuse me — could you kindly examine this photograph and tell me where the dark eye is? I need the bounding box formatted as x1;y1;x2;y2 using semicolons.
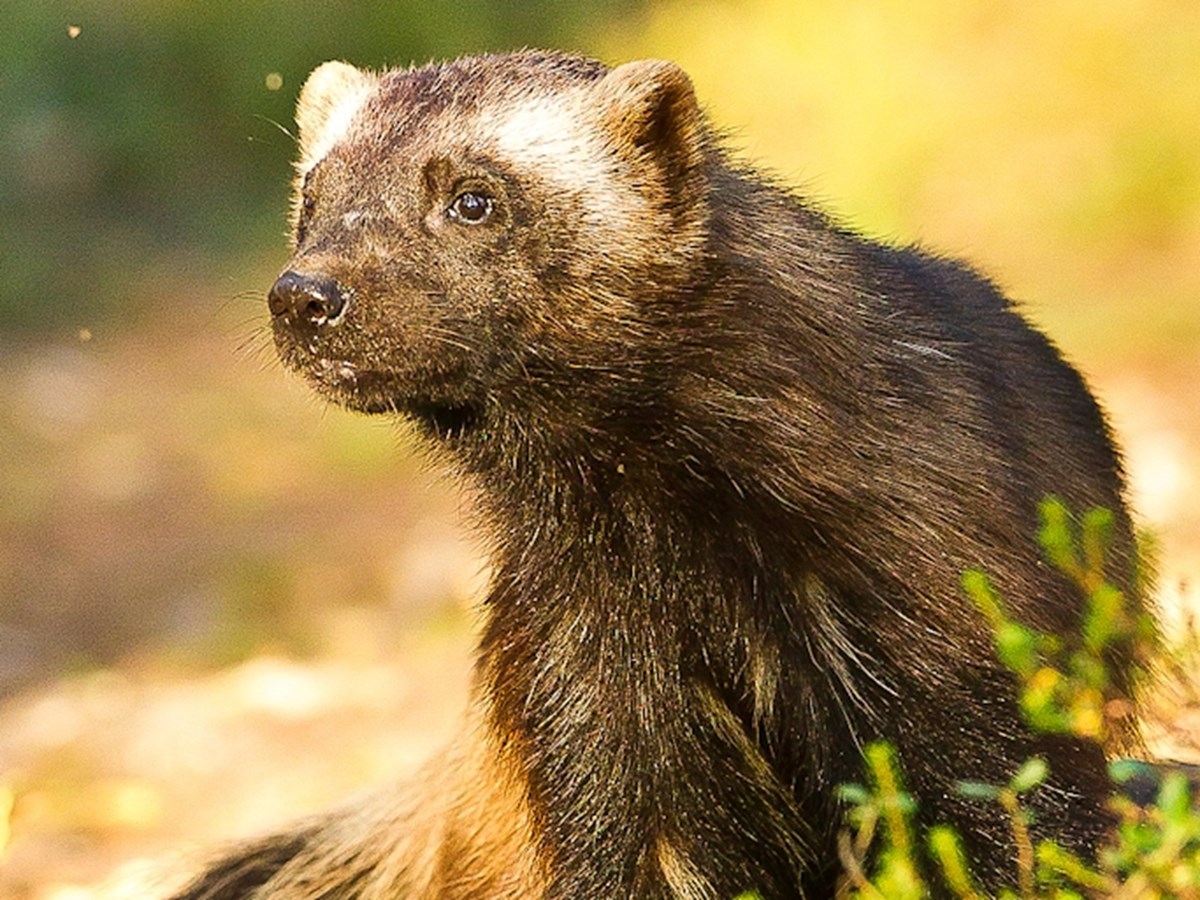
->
448;191;494;225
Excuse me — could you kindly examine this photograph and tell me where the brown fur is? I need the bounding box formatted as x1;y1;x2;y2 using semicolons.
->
177;700;544;898
176;51;1142;898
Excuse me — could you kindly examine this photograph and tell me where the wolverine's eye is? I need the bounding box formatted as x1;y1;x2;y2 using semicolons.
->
448;191;494;225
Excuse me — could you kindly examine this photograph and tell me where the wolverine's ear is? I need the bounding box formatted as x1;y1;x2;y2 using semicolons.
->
295;60;377;171
593;59;705;185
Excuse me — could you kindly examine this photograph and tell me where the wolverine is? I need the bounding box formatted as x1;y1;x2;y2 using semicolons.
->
177;50;1141;898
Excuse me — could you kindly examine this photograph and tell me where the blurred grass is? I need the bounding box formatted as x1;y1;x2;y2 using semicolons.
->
0;2;1198;897
601;0;1200;367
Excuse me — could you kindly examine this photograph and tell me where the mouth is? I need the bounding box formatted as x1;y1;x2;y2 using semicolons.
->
271;315;486;438
289;354;482;438
299;356;386;407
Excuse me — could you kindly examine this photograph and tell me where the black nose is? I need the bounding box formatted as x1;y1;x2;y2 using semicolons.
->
268;270;347;326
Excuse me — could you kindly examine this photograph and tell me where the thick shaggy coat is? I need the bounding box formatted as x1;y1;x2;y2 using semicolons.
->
177;51;1140;898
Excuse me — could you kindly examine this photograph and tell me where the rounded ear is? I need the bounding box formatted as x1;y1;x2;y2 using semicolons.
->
593;59;705;183
295;60;377;170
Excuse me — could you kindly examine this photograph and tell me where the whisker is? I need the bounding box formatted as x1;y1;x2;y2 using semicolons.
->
253;113;297;143
234;324;278;370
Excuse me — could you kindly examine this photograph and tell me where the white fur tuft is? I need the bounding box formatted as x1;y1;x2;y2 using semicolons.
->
295;61;378;175
484;93;644;233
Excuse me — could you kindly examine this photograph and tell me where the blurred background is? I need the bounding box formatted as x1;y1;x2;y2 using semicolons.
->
1;2;1197;896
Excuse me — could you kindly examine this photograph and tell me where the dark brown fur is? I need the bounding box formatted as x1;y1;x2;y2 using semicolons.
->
177;51;1141;898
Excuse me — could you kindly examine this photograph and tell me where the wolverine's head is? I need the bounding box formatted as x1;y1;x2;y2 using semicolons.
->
267;51;711;440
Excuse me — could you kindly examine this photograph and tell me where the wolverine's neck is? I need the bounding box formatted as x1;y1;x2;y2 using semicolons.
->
471;459;844;898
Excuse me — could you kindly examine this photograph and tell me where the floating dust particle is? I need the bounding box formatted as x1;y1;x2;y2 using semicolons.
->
78;328;93;342
265;72;284;91
67;24;81;39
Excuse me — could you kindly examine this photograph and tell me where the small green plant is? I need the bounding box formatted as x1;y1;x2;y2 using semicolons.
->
836;745;1050;899
963;498;1156;744
836;742;925;900
836;498;1200;898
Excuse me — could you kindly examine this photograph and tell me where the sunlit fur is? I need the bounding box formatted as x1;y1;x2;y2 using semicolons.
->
175;51;1142;898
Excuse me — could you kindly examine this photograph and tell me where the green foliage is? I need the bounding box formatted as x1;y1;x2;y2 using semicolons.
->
963;497;1156;742
840;746;1200;899
836;743;925;900
838;742;1046;899
837;499;1198;899
1099;769;1200;895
